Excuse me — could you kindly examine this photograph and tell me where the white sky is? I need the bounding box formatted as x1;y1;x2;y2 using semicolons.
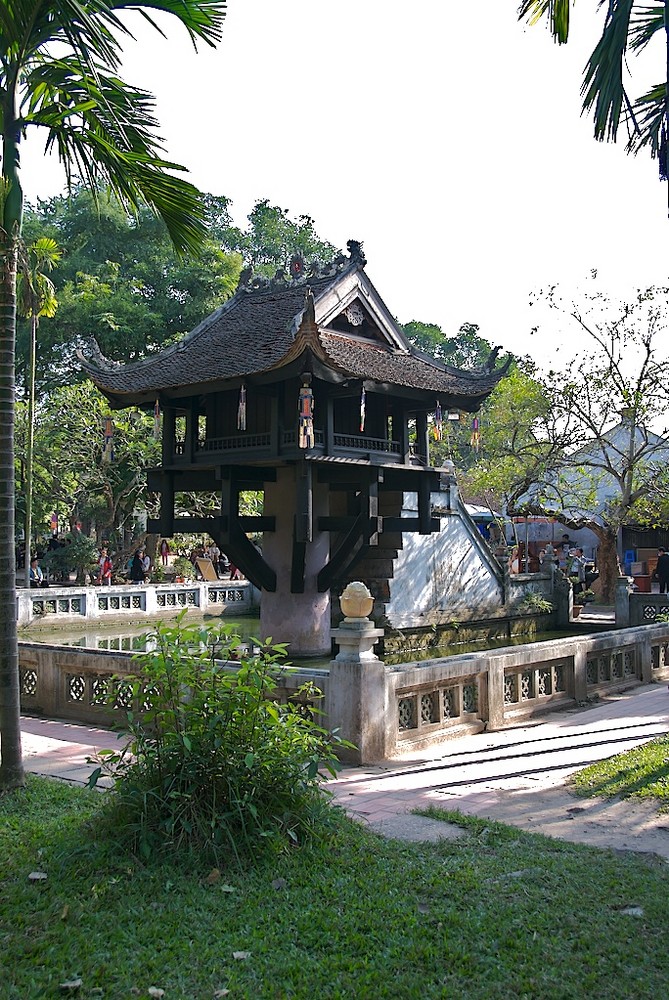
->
20;1;669;369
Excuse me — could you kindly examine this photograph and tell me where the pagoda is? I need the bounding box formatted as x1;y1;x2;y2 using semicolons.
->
81;241;509;654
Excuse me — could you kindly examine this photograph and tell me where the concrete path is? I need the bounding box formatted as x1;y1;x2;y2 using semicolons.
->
18;681;669;857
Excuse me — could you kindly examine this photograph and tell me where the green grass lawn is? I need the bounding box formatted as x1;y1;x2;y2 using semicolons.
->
3;779;669;999
571;734;669;805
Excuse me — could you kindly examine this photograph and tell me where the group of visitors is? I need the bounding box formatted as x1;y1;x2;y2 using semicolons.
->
186;540;241;579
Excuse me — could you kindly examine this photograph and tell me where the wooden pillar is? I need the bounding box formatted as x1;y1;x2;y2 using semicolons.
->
416;410;429;465
162;405;175;465
326;395;335;455
184;398;198;463
400;406;411;463
270;393;280;454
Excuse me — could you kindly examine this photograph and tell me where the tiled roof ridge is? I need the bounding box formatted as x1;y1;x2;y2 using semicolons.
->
323;329;513;384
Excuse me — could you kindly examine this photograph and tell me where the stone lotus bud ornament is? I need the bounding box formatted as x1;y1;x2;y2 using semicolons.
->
340;581;374;621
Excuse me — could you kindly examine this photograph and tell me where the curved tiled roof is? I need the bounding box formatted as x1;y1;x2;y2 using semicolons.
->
80;256;508;407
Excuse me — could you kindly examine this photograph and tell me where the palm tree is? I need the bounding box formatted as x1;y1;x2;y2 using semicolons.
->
519;1;669;188
0;0;227;791
17;237;61;588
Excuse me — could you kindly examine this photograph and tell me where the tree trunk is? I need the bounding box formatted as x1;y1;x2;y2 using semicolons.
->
23;313;36;587
0;102;25;790
594;528;621;605
0;231;23;790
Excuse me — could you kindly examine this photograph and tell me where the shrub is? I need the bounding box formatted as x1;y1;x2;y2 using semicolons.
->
517;591;553;614
89;614;351;862
42;533;99;583
171;555;196;580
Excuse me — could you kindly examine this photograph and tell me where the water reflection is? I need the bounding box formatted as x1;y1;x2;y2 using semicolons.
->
383;630;578;666
23;614;262;652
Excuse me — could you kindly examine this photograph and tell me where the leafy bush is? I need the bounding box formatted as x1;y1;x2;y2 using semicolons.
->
517;591;553;614
90;615;350;862
42;533;99;582
171;554;196;580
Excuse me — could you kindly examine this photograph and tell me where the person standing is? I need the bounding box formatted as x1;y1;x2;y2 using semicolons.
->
160;538;170;566
656;548;669;594
568;548;587;597
97;547;113;586
206;540;221;577
130;549;145;584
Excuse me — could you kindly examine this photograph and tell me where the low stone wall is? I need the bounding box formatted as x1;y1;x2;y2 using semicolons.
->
17;580;257;628
629;593;669;627
18;641;328;728
21;620;669;765
327;622;669;763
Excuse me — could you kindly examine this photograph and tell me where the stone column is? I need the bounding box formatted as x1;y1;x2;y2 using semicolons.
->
615;576;634;628
261;466;331;656
327;583;386;764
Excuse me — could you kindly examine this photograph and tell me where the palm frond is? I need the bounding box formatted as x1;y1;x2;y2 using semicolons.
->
581;0;635;142
518;0;572;44
110;0;227;47
628;3;664;53
627;82;665;156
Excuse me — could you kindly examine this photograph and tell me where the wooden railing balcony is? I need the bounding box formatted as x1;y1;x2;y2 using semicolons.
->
171;429;403;462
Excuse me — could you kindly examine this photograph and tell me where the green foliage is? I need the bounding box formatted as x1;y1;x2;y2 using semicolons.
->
459;363;552;501
519;0;669;175
20;380;161;537
234;199;339;277
402;319;495;370
41;533;99;581
90;617;350;861
571;734;669;805
171;555;196;580
516;591;553;615
5;777;669;997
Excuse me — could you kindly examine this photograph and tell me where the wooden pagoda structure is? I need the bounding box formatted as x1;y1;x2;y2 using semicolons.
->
81;241;509;654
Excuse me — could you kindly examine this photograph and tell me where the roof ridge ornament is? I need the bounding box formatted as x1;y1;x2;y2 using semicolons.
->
237;240;366;293
346;239;366;266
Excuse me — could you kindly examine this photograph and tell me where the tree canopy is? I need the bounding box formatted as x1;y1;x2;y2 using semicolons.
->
463;281;669;599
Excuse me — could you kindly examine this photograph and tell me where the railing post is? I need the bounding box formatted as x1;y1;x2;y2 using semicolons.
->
615;576;634;628
485;658;505;729
327;583;386;764
573;645;587;703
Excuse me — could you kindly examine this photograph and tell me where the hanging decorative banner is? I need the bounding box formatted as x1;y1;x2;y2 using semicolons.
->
298;382;314;449
470;416;481;452
359;385;366;433
102;416;114;463
153;398;161;440
433;400;443;441
237;383;247;431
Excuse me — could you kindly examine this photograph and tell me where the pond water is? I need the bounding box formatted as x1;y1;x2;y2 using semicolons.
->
21;614;263;652
382;630;583;666
21;619;597;670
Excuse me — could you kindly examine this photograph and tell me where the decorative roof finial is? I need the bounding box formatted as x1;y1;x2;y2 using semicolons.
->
347;239;366;266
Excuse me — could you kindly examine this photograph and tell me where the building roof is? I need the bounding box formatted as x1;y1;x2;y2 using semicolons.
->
80;241;510;410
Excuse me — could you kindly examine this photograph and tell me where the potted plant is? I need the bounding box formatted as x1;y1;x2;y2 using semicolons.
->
172;555;195;583
581;589;596;604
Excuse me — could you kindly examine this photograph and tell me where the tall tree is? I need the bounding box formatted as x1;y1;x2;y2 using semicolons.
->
464;284;669;600
16;237;61;586
519;1;669;190
0;0;227;791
